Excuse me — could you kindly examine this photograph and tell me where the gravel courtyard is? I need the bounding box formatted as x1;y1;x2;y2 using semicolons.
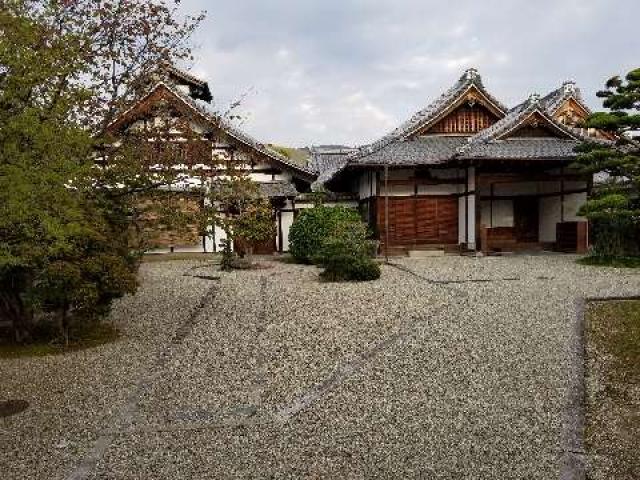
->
2;255;640;479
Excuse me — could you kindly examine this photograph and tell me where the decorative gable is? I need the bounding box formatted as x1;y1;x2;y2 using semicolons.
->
411;86;505;137
426;101;500;135
553;97;590;126
505;111;574;139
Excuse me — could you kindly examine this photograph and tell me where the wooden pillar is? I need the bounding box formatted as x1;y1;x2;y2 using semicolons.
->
464;167;469;246
384;165;390;262
475;168;481;252
413;168;418;247
490;183;494;228
560;166;566;223
277;209;283;253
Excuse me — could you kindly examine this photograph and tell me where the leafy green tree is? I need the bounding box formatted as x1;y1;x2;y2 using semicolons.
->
0;0;204;343
575;68;640;257
207;163;276;268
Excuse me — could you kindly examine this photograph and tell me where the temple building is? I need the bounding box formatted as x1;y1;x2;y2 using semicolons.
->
107;65;316;254
316;68;608;254
109;66;606;255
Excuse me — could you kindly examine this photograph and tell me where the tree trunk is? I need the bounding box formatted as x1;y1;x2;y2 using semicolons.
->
59;306;70;348
246;245;254;266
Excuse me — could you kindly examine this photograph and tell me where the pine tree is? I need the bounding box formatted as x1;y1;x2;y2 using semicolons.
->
575;68;640;257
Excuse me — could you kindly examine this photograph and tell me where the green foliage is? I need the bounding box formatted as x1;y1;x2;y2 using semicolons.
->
291;206;380;282
234;201;276;247
289;206;362;264
0;0;203;344
578;256;640;269
208;175;276;266
588;218;640;258
316;221;381;282
219;239;235;272
574;67;640;259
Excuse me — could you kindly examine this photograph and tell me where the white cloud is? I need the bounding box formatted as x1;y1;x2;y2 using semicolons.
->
182;0;640;146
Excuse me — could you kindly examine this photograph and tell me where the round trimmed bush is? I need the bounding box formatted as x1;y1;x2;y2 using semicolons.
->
288;206;362;264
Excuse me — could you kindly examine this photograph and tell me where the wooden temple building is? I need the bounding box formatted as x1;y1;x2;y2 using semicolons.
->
317;68;608;254
109;66;604;255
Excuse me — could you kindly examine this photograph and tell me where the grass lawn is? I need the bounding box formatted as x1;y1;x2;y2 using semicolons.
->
0;322;119;359
585;300;640;480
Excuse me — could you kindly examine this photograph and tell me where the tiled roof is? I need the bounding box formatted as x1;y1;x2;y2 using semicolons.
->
459;94;582;148
347;136;468;166
345;68;508;164
540;80;592;116
164;63;208;88
323;81;612;187
309;145;357;191
258;181;298;198
459;138;582;160
209;180;298;198
182;93;315;178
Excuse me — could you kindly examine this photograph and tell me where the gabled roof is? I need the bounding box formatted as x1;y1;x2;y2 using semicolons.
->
323;89;611;187
540;80;591;117
346;68;507;164
460;94;583;148
108;82;315;180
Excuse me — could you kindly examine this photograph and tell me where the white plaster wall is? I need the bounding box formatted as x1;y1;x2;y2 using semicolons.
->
280;211;295;252
539;197;561;243
564;192;588;221
295;201;359;210
249;173;280;182
212;225;231;252
539;193;587;243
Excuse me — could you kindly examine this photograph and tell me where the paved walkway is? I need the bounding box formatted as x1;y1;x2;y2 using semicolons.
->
2;256;640;479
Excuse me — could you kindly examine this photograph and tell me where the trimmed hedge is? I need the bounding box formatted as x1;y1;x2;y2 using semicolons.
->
289;205;380;282
590;218;640;258
289;206;362;264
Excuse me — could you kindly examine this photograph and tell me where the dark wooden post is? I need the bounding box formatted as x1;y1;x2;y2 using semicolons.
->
465;167;469;247
560;165;566;223
384;165;390;262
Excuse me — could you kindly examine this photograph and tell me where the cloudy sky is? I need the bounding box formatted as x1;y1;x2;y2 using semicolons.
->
178;0;639;147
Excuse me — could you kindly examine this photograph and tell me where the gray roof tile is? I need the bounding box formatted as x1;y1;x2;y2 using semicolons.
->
258;181;298;198
459;138;582;160
349;136;468;166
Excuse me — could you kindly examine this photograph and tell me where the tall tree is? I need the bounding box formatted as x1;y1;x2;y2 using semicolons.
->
575;68;640;257
0;0;205;342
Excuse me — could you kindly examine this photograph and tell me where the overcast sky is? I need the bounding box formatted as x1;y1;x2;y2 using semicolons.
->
179;0;639;147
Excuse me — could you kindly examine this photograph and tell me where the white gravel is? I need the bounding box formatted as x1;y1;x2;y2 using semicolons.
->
2;255;639;479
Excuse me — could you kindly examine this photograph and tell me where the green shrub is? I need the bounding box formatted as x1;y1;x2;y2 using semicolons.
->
590;217;640;258
320;255;381;282
289;206;362;264
315;219;381;282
